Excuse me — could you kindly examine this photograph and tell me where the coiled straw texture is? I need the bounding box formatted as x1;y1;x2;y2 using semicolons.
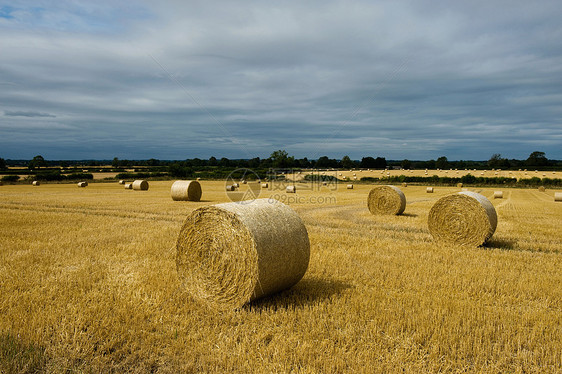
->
171;180;202;201
367;185;406;215
428;191;497;247
176;198;310;310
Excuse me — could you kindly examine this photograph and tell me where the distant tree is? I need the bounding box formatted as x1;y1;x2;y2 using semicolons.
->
525;151;548;167
400;159;412;170
112;157;119;168
0;158;6;170
341;155;354;169
208;156;218;166
269;150;294;168
218;157;231;167
147;158;160;167
436;156;449;169
360;157;376;168
28;155;47;170
374;157;387;169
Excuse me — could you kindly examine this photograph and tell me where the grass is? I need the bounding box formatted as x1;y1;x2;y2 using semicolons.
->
0;181;561;372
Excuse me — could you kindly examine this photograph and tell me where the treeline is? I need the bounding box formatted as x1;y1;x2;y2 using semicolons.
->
360;175;562;187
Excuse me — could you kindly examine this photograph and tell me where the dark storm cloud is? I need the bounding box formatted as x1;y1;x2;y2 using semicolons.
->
0;0;561;160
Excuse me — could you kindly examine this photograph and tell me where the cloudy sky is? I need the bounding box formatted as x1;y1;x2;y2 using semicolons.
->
1;1;561;161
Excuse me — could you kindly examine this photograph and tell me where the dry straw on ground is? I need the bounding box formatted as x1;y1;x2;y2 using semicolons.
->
176;198;310;310
77;182;88;187
494;191;503;199
124;183;132;189
286;186;296;193
171;180;202;201
132;180;149;191
32;181;40;186
555;192;562;202
367;185;406;215
347;184;354;189
428;191;497;246
426;187;434;193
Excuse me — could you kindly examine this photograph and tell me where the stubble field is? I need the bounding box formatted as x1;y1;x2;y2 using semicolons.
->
1;181;561;373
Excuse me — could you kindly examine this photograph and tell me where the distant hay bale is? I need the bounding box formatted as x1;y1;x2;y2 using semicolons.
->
233;183;240;188
401;182;407;187
242;180;247;184
77;182;88;187
555;192;562;202
32;181;40;186
132;180;149;191
347;184;354;189
457;183;463;188
261;183;269;188
286;185;296;193
428;191;497;246
367;185;406;215
124;183;133;189
226;185;236;191
196;177;201;181
493;191;503;199
426;187;434;193
176;198;310;310
171;180;202;201
538;186;546;192
322;181;327;186
118;180;125;185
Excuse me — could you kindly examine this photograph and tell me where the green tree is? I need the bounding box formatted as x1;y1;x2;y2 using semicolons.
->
341;155;354;169
436;156;449;169
360;157;376;168
269;150;294;168
208;156;218;166
28;155;47;170
400;159;412;170
112;157;119;167
0;158;6;170
374;157;387;169
525;151;548;167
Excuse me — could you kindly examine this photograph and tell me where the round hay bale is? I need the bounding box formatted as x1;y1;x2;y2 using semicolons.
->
367;185;406;215
196;177;201;181
77;182;88;187
132;180;149;191
426;187;434;193
118;180;125;185
493;191;503;199
457;183;463;188
322;181;327;186
226;185;236;191
554;192;562;202
428;191;497;246
233;183;240;188
171;180;202;201
346;184;354;189
242;180;247;184
401;182;407;187
124;183;133;189
538;186;546;192
286;185;296;193
261;183;268;188
176;198;310;310
32;181;40;186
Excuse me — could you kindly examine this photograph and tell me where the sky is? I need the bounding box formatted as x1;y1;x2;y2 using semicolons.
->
1;0;561;161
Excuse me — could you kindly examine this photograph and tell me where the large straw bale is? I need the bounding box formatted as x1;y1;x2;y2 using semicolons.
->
426;187;434;193
428;191;497;246
132;180;149;190
77;182;88;187
555;192;562;202
538;186;546;192
226;185;236;191
346;184;354;189
493;191;503;199
124;183;133;189
286;185;296;193
367;185;406;215
176;198;310;310
171;180;202;201
32;181;40;186
118;180;125;184
261;183;269;188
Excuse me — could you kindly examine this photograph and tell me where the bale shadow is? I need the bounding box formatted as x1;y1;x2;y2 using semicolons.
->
400;213;418;217
485;237;518;250
245;277;353;311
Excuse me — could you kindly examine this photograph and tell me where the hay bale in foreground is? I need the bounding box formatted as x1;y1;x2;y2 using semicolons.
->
555;192;562;202
261;183;268;188
367;185;406;215
176;198;310;310
124;183;133;189
494;191;503;199
171;180;202;201
77;182;88;187
428;191;497;246
132;180;149;191
32;181;40;186
286;185;296;193
347;184;354;189
118;180;125;185
538;186;546;192
426;187;434;193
